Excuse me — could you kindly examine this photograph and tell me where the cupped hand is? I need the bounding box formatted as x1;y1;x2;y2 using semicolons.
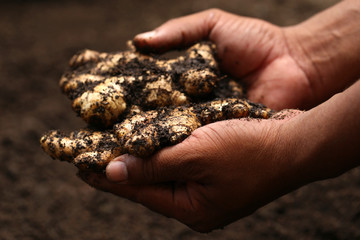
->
79;110;307;232
78;3;360;233
133;9;317;110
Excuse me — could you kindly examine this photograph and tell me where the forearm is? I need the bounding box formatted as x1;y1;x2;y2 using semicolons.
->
286;80;360;184
284;0;360;104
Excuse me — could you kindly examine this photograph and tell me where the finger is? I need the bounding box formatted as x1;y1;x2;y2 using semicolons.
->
133;9;269;78
105;136;203;184
78;171;187;219
105;149;188;184
133;9;222;53
106;120;244;185
105;153;178;184
78;171;141;201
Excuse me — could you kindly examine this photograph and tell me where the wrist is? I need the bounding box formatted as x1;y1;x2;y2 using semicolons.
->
281;81;360;184
283;0;360;106
267;112;313;191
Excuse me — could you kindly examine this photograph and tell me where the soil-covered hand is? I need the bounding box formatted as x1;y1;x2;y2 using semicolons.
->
133;9;312;110
134;5;360;110
79;1;360;232
78;110;304;232
79;79;360;232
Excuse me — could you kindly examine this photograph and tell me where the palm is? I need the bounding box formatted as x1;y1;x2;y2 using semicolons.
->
210;16;312;110
245;54;312;110
141;117;297;232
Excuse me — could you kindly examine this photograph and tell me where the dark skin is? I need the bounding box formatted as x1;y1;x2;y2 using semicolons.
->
133;10;315;111
79;0;360;233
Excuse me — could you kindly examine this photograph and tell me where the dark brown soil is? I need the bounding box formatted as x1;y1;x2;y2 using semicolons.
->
1;0;359;239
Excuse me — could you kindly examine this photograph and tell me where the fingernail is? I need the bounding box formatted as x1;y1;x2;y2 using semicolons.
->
106;160;128;183
135;31;156;40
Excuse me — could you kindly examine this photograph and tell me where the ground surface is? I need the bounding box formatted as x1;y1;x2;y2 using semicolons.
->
1;0;359;239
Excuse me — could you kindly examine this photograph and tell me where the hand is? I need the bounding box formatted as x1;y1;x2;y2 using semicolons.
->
79;79;360;232
79;110;306;232
79;2;360;233
134;3;360;110
133;9;316;110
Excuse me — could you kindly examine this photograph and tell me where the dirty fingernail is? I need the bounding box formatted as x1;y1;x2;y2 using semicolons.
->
106;161;128;183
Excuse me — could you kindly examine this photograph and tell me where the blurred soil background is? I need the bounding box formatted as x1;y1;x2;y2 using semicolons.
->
1;0;360;239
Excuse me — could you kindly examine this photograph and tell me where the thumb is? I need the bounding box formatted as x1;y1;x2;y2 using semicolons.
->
105;142;197;184
133;9;222;53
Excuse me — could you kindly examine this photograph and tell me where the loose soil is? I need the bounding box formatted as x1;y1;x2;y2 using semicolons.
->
1;0;359;239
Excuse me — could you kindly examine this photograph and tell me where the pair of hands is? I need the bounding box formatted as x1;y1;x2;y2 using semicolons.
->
79;4;360;233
